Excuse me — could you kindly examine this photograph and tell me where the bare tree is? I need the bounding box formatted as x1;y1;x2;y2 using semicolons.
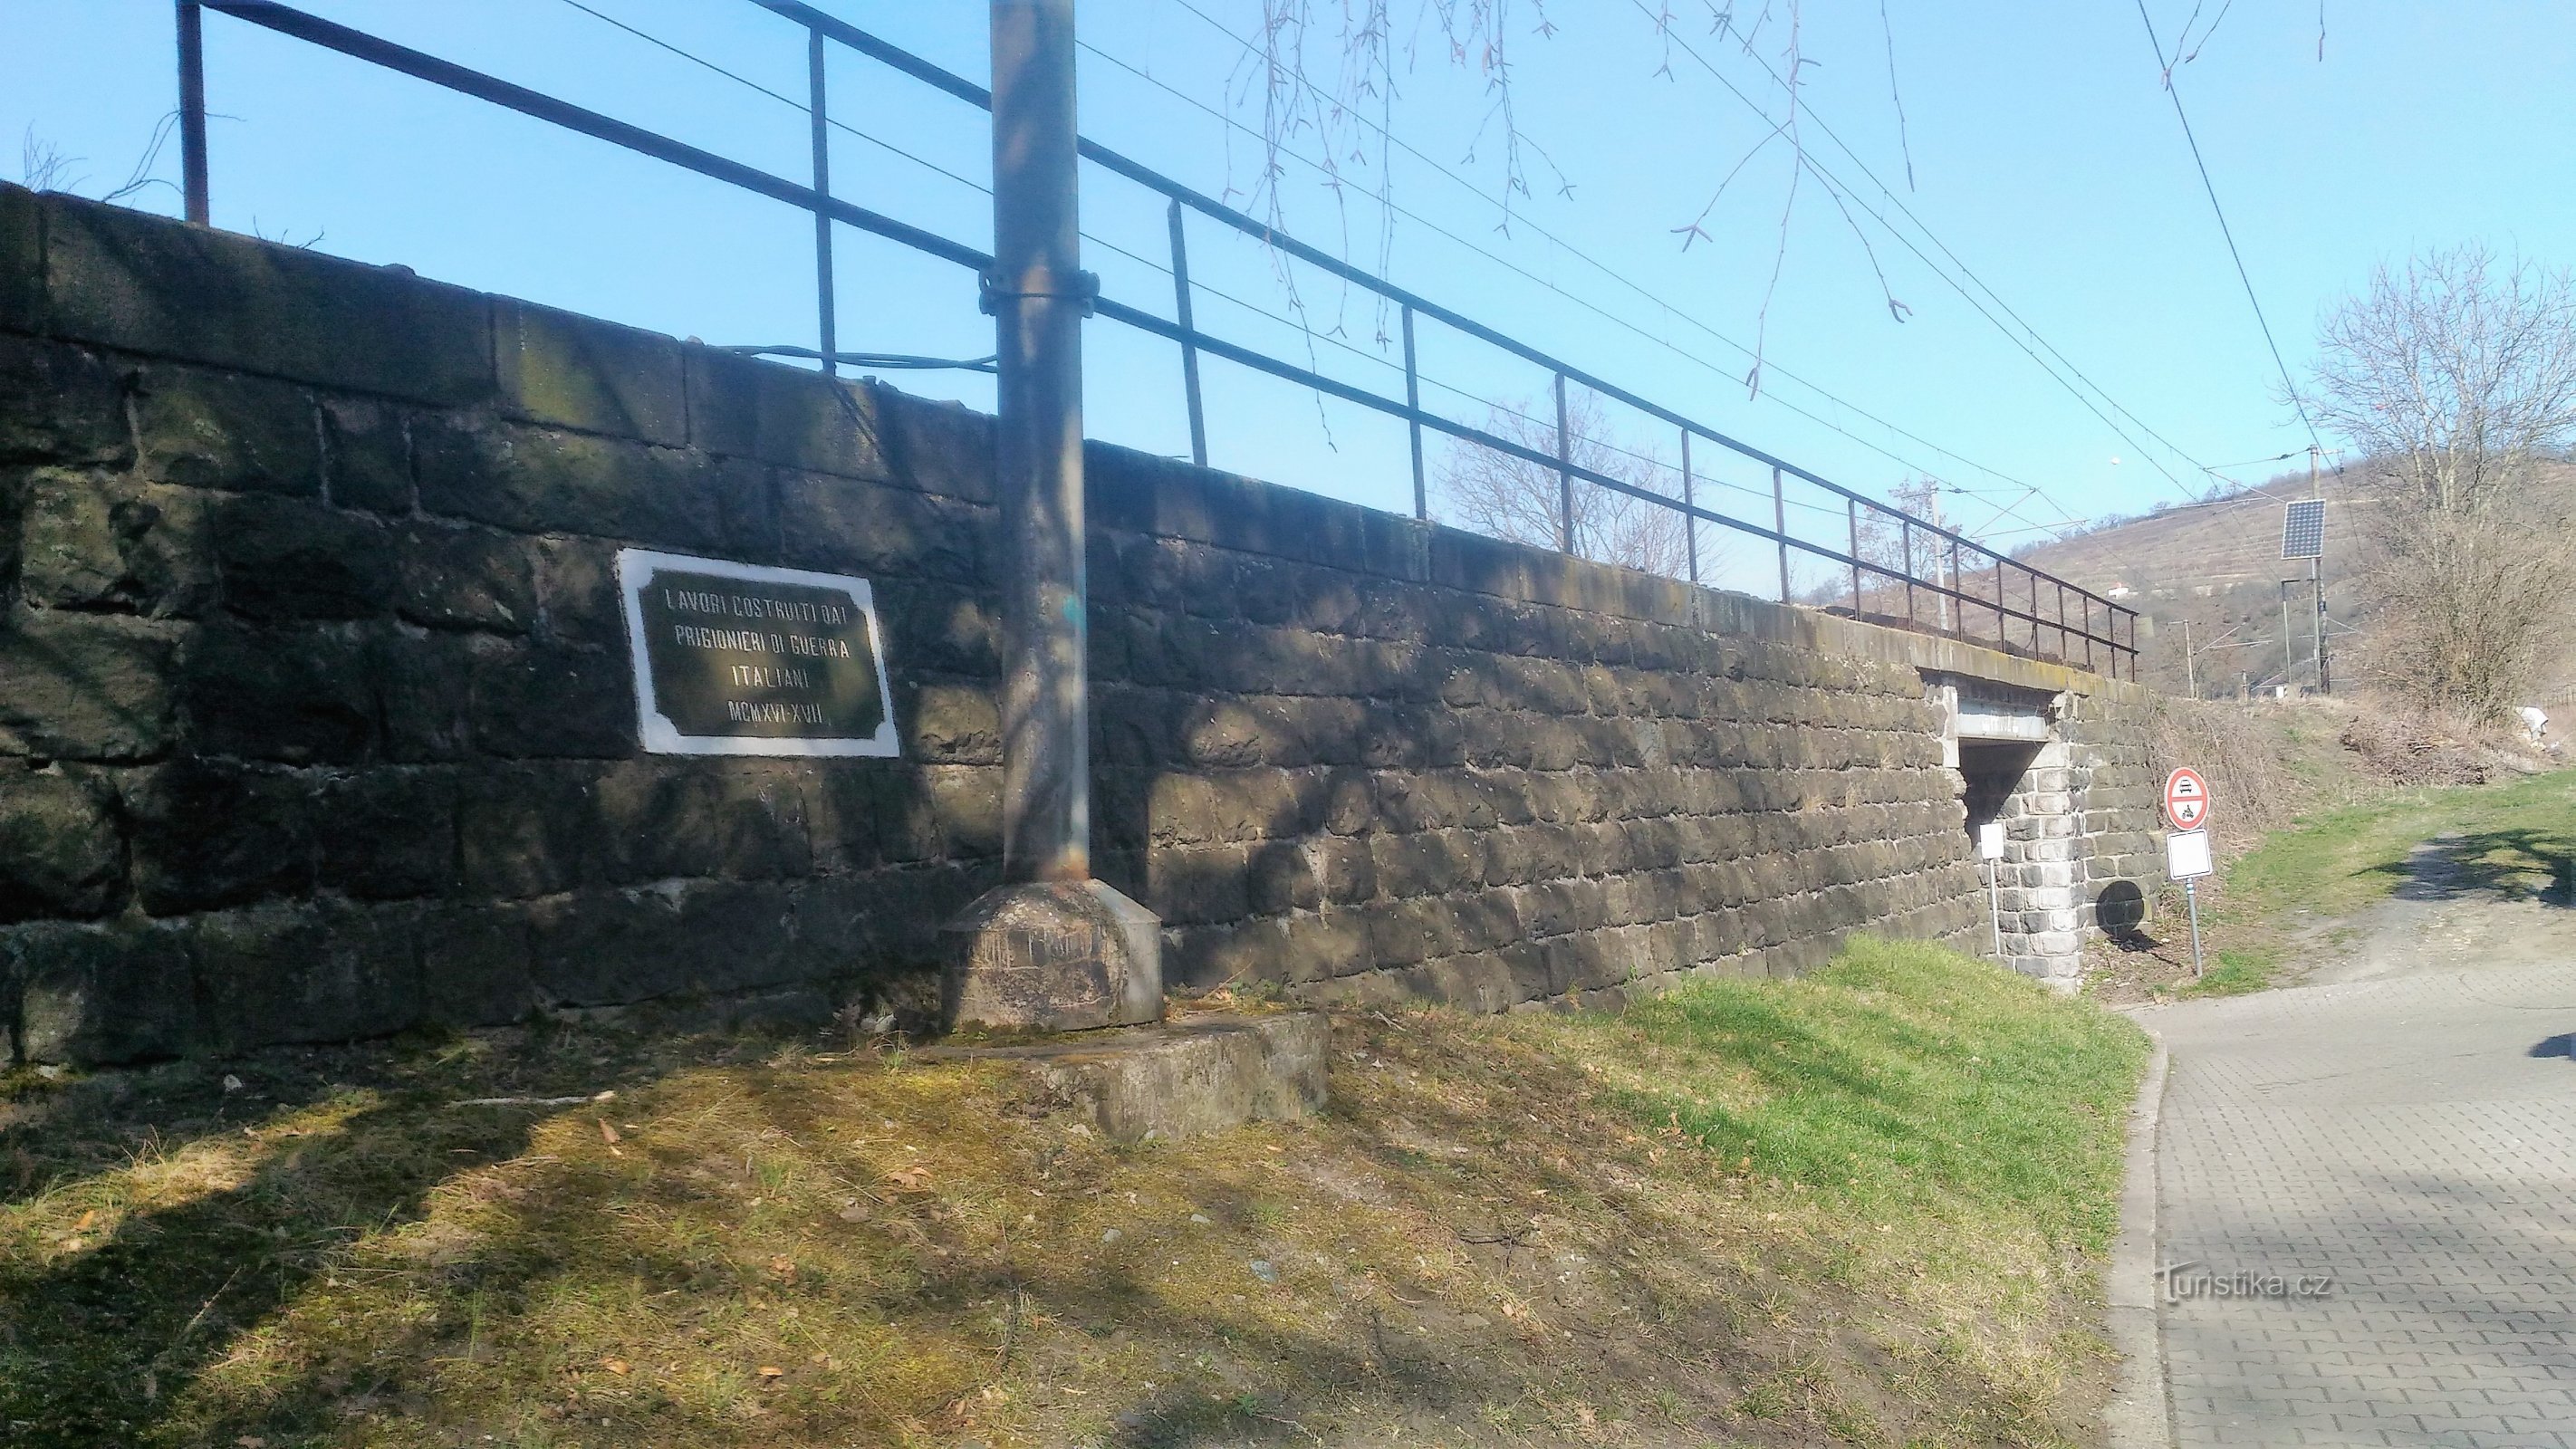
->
1435;393;1694;577
2307;245;2576;720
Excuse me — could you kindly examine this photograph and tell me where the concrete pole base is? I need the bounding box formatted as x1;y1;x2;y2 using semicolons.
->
941;878;1163;1033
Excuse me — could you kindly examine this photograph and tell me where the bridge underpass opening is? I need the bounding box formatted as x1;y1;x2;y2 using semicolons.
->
1956;735;2085;992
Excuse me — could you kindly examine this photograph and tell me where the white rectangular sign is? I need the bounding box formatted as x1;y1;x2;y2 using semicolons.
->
2165;827;2215;881
1975;820;2006;861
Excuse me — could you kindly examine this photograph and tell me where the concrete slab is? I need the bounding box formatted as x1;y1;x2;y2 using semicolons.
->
924;1011;1329;1142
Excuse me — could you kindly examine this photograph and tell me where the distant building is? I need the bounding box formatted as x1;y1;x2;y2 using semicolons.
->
2105;582;2136;600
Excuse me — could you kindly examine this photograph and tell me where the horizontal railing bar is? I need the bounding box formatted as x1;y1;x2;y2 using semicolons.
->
206;0;2132;662
754;3;2132;623
1106;301;2125;651
200;0;993;272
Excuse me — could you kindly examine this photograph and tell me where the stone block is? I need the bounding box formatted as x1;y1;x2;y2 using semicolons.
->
9;917;197;1063
941;878;1163;1032
774;470;990;586
419;902;536;1028
0;766;122;920
178;625;374;763
416;417;723;551
132;365;321;496
909;682;1000;764
591;761;810;884
1371;830;1478;898
685;346;894;477
122;759;314;914
372;630;478;763
43;192;493;404
0;609;177;761
18;470;219;616
493;297;687;446
320;396;413;513
1130;843;1240;927
932;1011;1327;1143
470;642;634;759
317;770;457;900
809;766;942;870
212;494;394;619
457;763;595;899
396;520;536;632
925;764;1002;861
191;899;423;1051
533;881;799;1006
0;336;129;465
876;391;995;504
0;181;36;331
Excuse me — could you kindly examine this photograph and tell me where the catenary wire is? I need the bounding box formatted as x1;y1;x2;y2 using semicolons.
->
1143;0;2067;510
2129;0;2326;455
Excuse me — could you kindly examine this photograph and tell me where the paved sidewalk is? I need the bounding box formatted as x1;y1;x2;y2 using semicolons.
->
2146;951;2576;1447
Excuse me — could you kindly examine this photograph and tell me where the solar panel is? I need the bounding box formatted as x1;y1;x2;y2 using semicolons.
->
2281;499;2326;559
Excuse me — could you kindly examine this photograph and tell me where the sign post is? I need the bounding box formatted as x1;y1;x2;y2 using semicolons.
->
2163;767;2216;976
1977;820;2006;961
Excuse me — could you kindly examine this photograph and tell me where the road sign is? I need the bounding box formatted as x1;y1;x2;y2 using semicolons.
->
2282;499;2325;559
2166;827;2214;880
2164;766;2212;830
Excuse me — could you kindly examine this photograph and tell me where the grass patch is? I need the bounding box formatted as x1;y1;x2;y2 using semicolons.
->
1;939;2144;1448
2178;767;2576;992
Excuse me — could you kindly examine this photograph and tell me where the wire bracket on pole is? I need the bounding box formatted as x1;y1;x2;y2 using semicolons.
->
979;265;1099;317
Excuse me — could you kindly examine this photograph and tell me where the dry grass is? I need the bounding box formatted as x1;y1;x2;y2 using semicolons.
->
2;940;2143;1448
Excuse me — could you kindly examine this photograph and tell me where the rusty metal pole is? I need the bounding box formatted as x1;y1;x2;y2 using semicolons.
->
946;0;1161;1033
986;0;1091;886
1167;199;1208;467
807;28;838;375
1402;305;1424;519
178;0;209;224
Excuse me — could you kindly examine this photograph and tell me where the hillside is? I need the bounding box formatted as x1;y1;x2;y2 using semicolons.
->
2016;464;2576;702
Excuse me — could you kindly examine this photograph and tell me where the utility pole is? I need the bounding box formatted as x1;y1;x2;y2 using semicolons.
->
1927;486;1951;632
2310;446;2331;694
2184;618;2195;698
944;0;1162;1033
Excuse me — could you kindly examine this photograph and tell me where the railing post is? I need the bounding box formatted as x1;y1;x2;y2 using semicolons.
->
178;0;209;225
1402;304;1423;519
1847;496;1862;616
1167;197;1207;467
1946;539;1960;635
1901;517;1917;627
2056;582;2069;659
807;27;837;375
1680;429;1698;584
1772;465;1790;603
1553;372;1573;555
1993;557;2005;647
2031;571;2042;651
2082;597;2096;671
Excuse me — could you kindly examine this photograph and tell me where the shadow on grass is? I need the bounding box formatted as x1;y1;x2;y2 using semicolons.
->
2372;828;2576;906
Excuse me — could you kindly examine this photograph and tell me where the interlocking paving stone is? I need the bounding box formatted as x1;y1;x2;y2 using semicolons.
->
2147;955;2576;1447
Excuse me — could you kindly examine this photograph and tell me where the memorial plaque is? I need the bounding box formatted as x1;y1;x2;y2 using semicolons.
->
618;548;900;757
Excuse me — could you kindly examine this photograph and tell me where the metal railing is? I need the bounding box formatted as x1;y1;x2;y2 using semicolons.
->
176;0;2139;679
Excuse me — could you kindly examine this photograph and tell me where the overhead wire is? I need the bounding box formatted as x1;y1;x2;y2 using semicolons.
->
1640;5;2198;513
1702;12;2222;491
1141;0;2065;508
2129;0;2325;455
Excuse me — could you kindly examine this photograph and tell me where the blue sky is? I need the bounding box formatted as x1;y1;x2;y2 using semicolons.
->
6;2;2572;596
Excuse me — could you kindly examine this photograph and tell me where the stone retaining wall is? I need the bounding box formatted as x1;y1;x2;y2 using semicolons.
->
0;184;2153;1063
